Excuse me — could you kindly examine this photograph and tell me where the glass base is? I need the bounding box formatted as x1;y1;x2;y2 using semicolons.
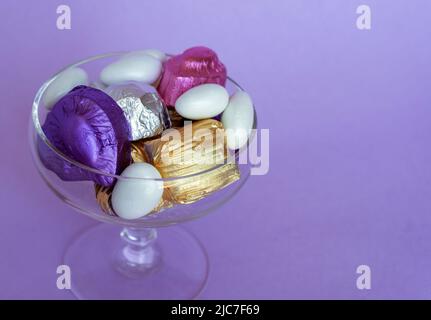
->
64;223;209;299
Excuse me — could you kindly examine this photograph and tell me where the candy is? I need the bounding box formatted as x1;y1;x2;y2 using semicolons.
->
165;164;240;204
39;46;248;219
95;182;173;216
39;85;131;186
121;49;167;62
105;83;171;141
131;141;173;212
146;119;225;175
111;163;164;219
100;54;162;86
175;83;229;120
145;119;240;204
221;91;254;150
43;67;88;110
157;46;227;106
95;140;172;217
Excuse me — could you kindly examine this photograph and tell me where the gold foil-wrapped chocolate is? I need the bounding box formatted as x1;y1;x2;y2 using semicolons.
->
153;189;174;212
146;119;226;176
165;164;240;204
145;119;241;204
131;140;151;163
95;184;116;216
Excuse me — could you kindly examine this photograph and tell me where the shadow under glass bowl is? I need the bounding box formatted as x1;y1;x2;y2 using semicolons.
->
29;52;257;300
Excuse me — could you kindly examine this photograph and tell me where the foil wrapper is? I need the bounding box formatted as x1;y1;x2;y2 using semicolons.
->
94;183;173;216
95;184;116;216
164;164;240;204
106;83;171;141
157;46;227;106
145;119;240;204
155;190;175;212
39;85;131;187
131;140;151;163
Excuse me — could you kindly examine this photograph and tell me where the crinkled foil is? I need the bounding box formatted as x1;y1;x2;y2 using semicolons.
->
145;119;226;176
39;85;131;187
157;46;227;106
145;119;240;204
106;83;171;141
130;139;151;163
164;164;240;204
95;184;116;216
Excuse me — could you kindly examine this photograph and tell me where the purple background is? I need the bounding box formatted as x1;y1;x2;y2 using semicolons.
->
1;0;431;299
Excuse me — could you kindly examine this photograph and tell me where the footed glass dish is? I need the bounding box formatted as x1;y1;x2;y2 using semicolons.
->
29;52;256;299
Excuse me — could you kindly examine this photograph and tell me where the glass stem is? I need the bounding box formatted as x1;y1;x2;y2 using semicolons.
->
116;227;160;276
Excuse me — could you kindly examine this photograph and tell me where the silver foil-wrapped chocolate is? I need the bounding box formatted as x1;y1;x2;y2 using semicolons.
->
106;83;171;141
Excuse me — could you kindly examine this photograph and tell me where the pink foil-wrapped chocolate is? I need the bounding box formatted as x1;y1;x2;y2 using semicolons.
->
157;46;227;106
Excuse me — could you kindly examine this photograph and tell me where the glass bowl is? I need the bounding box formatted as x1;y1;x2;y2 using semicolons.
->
29;52;256;299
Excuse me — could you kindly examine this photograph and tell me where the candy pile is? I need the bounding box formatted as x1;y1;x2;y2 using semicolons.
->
39;46;254;220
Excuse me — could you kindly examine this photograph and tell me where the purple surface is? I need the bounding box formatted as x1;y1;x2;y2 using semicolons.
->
1;0;431;299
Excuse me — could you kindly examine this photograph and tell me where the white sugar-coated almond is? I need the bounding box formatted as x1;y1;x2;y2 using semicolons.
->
43;67;88;110
100;54;162;86
112;163;163;220
175;84;229;120
121;49;167;62
221;91;254;150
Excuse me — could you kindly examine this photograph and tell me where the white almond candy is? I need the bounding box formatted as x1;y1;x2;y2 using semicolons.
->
221;91;254;150
112;163;163;220
100;54;162;86
122;49;167;62
43;67;88;110
175;84;229;120
90;81;107;91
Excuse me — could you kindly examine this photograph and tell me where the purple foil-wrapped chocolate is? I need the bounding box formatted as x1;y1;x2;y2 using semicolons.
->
38;85;131;187
157;46;227;106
